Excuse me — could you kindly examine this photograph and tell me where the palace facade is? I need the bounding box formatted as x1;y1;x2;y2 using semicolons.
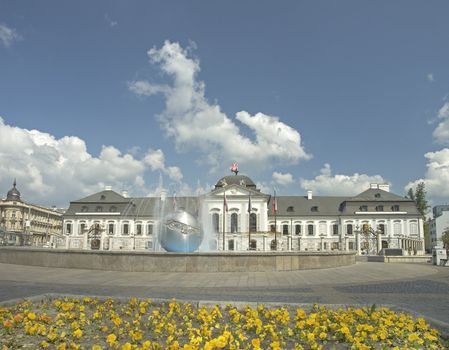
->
0;181;64;247
63;174;425;255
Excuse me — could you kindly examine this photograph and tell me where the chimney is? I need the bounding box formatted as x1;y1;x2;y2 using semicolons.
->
378;184;390;192
370;183;378;189
307;190;313;200
122;190;128;198
104;185;112;191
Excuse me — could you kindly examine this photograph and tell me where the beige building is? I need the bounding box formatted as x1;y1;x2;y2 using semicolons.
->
0;180;64;247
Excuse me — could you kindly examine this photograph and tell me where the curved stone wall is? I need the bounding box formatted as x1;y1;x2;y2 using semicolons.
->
0;247;355;272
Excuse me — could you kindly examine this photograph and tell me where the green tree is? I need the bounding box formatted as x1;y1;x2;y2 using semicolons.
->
407;188;415;201
407;182;431;252
441;228;449;257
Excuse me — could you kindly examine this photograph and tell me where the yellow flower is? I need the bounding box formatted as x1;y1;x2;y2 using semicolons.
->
251;338;262;349
27;312;36;320
121;343;132;350
408;332;420;342
57;343;67;350
40;341;49;348
92;346;103;350
319;332;327;340
106;333;117;345
73;329;83;338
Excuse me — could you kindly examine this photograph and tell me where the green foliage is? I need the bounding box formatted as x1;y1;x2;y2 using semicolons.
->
408;182;430;218
441;228;449;249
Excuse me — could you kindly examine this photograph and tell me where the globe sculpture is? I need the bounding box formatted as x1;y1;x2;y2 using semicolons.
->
159;210;204;252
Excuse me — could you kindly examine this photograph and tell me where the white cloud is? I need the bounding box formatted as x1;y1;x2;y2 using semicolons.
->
143;149;183;182
433;101;449;144
272;171;294;186
0;23;21;47
129;40;311;171
406;149;449;199
0;117;183;206
427;73;435;82
299;164;386;196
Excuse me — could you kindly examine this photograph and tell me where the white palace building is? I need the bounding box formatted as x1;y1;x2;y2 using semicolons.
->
63;174;425;255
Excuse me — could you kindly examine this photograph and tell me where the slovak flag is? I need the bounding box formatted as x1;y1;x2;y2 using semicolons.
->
223;192;228;212
230;163;239;173
272;191;277;214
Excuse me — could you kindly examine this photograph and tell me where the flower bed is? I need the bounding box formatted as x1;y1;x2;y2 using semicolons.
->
0;297;446;349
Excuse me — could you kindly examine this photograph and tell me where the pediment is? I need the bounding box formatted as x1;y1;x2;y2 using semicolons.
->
209;184;269;198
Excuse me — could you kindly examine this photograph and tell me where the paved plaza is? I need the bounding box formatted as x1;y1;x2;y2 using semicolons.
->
1;261;449;333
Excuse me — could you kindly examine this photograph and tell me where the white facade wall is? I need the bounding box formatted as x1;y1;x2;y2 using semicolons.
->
430;211;449;248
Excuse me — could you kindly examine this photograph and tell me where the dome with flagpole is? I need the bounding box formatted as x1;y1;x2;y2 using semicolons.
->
6;179;21;201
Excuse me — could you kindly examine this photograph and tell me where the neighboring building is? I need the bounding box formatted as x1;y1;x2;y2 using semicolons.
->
63;174;425;255
429;205;449;248
0;180;64;247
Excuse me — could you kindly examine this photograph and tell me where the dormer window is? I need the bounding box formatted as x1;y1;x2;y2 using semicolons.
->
375;205;384;212
110;206;117;212
81;206;88;212
375;193;381;198
360;205;368;212
311;206;318;212
392;205;400;212
100;195;106;200
96;206;103;212
287;206;294;212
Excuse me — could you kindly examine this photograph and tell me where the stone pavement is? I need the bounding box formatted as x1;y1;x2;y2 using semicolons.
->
1;262;449;333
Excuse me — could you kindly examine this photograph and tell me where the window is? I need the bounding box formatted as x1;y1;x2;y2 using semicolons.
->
123;223;129;235
349;242;354;250
100;195;106;200
110;206;117;212
375;193;381;198
66;223;72;234
136;224;142;236
231;213;238;233
287;206;294;212
378;224;385;235
295;224;301;235
228;240;234;251
108;223;114;235
283;224;289;235
331;242;339;250
147;224;153;236
333;224;338;235
311;206;318;212
212;213;219;233
81;206;88;212
323;242;327;250
410;221;418;235
79;223;86;234
362;223;370;233
319;222;327;235
249;239;257;250
270;224;276;233
347;224;353;235
308;224;314;235
360;205;368;212
392;205;400;212
375;205;384;212
249;213;257;232
96;206;103;212
394;221;401;235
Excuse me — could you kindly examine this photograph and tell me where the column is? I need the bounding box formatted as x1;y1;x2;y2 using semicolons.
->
377;234;382;254
356;232;361;255
262;234;267;252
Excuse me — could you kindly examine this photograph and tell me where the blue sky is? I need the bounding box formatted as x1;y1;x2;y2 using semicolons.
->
1;1;449;207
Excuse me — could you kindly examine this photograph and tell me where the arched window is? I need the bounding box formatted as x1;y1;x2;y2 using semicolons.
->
96;206;103;212
136;223;142;236
295;224;301;235
332;224;338;235
308;224;314;235
378;224;386;235
410;221;418;235
108;222;114;235
123;223;129;235
249;239;257;250
249;213;257;232
394;221;401;235
147;224;153;235
212;213;219;232
282;224;289;235
79;222;86;235
231;213;238;233
347;224;353;235
65;222;72;235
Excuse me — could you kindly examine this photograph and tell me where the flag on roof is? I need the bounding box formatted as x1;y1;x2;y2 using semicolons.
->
272;191;277;214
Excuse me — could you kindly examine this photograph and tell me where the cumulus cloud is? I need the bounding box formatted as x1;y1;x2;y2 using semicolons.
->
0;23;21;47
299;164;386;196
433;101;449;144
406;149;449;199
427;73;435;82
0;117;182;206
143;149;183;182
272;171;294;186
128;40;311;171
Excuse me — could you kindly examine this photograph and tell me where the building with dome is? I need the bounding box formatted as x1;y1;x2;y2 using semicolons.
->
0;180;64;247
62;173;425;255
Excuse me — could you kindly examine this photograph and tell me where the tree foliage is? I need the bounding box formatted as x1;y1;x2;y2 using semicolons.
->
407;182;430;218
442;228;449;251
